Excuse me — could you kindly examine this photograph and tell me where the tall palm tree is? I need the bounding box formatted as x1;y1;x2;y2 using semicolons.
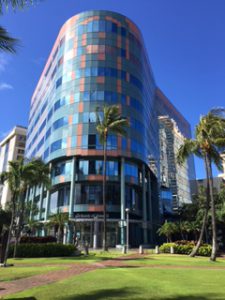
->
96;105;128;251
177;112;225;261
48;212;69;243
0;158;50;265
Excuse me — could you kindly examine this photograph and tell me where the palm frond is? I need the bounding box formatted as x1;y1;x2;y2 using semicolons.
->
0;26;18;53
0;0;34;12
177;139;201;165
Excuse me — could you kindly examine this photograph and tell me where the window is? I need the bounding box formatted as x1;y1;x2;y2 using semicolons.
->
45;128;51;140
88;134;96;149
43;148;49;160
50;140;61;153
73;113;79;124
53;117;68;131
56;77;62;89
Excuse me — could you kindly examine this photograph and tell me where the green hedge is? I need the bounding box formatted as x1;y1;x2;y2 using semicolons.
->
159;242;212;256
20;236;57;244
9;243;76;258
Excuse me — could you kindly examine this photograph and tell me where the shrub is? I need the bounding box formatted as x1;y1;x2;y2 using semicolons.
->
159;243;176;253
20;236;57;244
9;243;76;258
159;242;212;256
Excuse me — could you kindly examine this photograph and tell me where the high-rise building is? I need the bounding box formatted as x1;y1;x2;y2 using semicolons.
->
0;126;27;208
218;154;225;180
25;11;160;247
158;116;192;210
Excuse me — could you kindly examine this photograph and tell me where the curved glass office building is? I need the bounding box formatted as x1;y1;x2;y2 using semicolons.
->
26;10;160;247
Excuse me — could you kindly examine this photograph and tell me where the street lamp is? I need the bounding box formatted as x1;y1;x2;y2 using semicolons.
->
125;208;130;252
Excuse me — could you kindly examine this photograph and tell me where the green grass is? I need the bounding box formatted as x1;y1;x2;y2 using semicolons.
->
5;267;225;299
0;265;67;282
7;251;129;265
4;254;225;299
127;254;225;267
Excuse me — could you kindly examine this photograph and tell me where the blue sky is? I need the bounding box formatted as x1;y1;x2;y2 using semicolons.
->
0;0;225;178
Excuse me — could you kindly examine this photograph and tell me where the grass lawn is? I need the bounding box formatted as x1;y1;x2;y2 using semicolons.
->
0;265;67;282
7;251;129;266
127;254;225;267
4;266;225;299
3;254;225;299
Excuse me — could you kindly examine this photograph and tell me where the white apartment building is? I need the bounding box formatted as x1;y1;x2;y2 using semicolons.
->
0;126;27;208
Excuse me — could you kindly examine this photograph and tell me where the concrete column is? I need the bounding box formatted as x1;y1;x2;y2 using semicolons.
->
142;164;148;244
30;186;36;220
63;225;68;244
68;157;76;243
93;220;99;249
148;171;153;244
25;187;29;203
120;157;125;245
44;163;52;222
38;184;44;221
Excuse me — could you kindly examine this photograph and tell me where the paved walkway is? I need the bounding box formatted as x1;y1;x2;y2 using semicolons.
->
0;254;140;297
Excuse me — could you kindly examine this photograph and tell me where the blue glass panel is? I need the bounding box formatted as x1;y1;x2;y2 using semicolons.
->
121;27;126;36
50;140;61;153
56;77;62;89
93;20;99;32
97;91;104;100
71;136;77;147
83;91;90;101
45;128;51;140
82;135;88;148
85;68;91;77
74;92;80;102
87;21;93;32
121;70;126;80
99;20;105;31
83;112;89;123
73;113;79;124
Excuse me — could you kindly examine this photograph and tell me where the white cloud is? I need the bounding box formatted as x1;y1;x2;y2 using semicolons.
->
0;53;9;73
0;82;13;91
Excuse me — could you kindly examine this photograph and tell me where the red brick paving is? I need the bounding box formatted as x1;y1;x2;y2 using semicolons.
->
0;254;139;297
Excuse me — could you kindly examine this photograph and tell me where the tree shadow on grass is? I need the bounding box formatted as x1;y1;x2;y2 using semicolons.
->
59;287;138;300
7;298;36;300
162;295;222;300
62;293;225;300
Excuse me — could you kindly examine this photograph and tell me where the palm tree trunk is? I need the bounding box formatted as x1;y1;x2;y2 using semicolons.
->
190;156;209;257
189;209;208;257
13;193;25;258
206;155;217;261
102;137;107;251
3;194;17;266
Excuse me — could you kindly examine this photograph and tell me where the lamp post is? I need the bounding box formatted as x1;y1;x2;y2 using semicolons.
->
125;208;130;253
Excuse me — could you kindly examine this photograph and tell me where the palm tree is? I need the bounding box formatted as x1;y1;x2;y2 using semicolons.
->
96;105;128;251
48;212;69;243
0;158;50;265
0;1;38;53
157;221;178;243
177;112;225;261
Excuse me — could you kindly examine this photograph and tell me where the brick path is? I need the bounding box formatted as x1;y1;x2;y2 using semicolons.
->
0;254;140;297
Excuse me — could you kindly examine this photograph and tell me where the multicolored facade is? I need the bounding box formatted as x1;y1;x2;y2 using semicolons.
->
25;11;160;247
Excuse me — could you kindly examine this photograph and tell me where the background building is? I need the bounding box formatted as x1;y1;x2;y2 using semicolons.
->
158;116;192;211
156;89;196;214
218;154;225;180
0;126;27;208
25;10;160;247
